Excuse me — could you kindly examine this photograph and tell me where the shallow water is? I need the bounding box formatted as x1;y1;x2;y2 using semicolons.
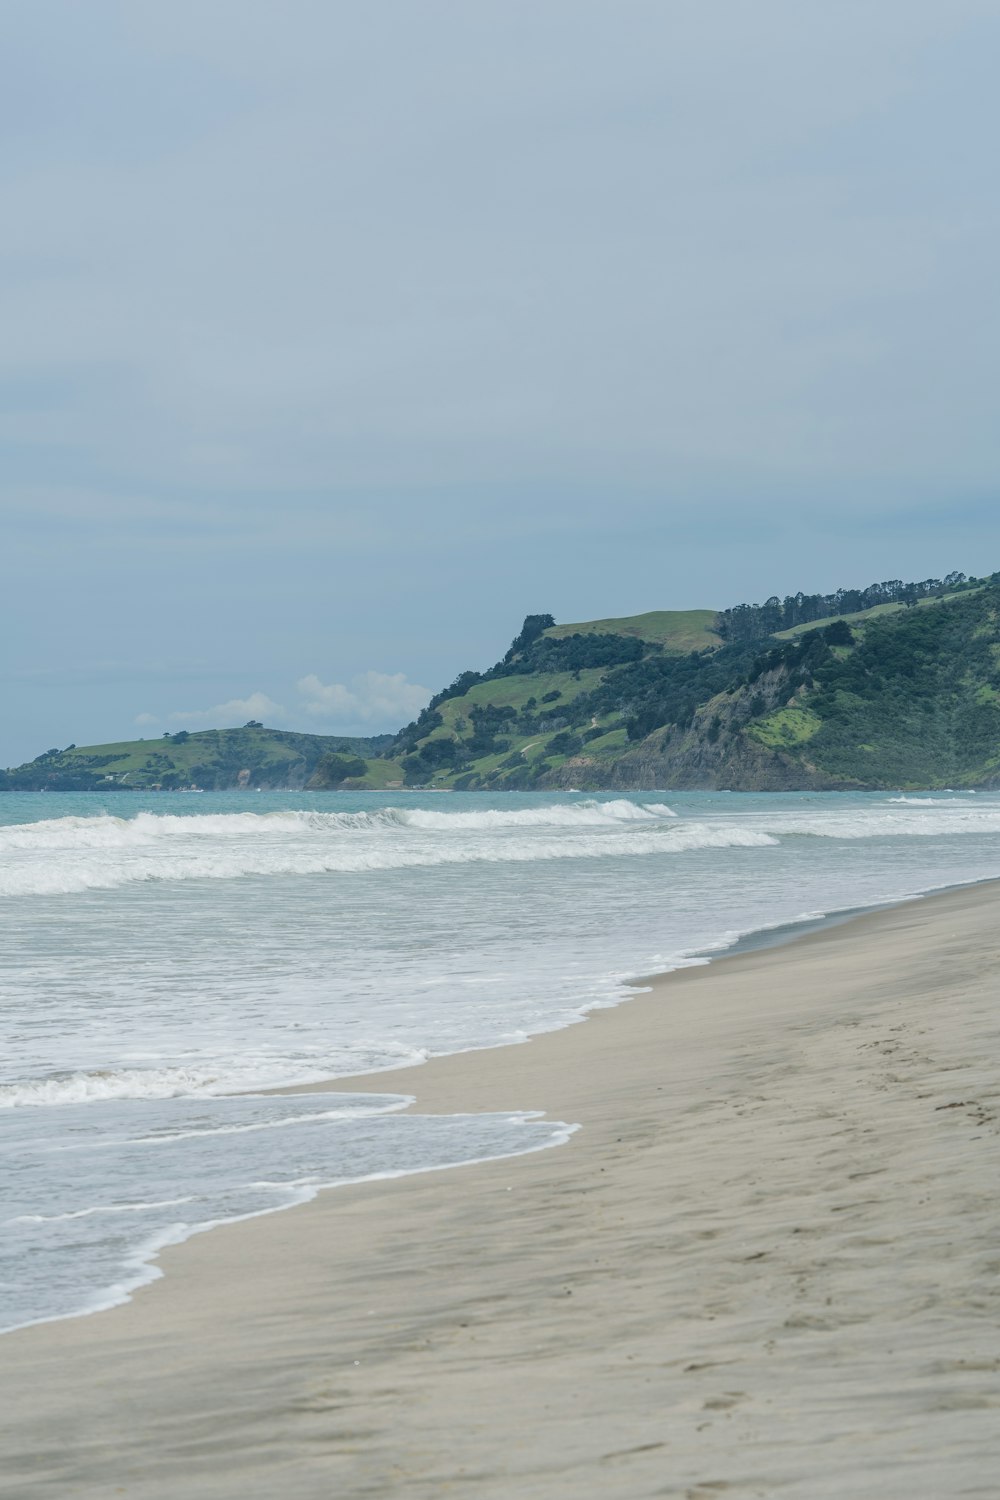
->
3;787;999;1331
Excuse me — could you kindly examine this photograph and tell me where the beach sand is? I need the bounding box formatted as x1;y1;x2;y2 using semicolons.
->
2;882;999;1498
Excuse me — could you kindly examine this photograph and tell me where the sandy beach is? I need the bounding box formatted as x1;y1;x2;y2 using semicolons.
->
2;881;999;1498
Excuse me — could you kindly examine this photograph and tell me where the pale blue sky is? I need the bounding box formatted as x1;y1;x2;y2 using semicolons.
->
3;1;1000;764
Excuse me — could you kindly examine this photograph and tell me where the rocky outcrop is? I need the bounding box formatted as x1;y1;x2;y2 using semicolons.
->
538;667;862;792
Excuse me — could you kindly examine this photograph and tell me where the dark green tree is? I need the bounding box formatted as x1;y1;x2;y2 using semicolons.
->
312;752;366;787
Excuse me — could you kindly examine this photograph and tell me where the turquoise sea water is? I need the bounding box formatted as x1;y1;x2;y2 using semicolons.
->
3;787;1000;1332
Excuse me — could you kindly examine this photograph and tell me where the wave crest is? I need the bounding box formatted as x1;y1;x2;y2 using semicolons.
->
3;794;998;898
0;799;676;852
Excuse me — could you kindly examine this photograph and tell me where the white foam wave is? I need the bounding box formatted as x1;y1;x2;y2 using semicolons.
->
0;809;369;850
0;1065;234;1108
886;796;974;805
13;1198;196;1224
400;799;677;829
3;795;1000;899
770;807;1000;840
0;1064;346;1110
126;1103;412;1144
0;799;675;851
0;808;768;896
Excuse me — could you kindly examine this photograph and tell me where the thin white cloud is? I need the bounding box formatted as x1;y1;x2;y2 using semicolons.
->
133;712;159;726
297;671;430;729
168;692;286;727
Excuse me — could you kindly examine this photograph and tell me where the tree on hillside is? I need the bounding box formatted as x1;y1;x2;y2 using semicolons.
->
312;752;366;787
717;572;981;644
502;614;556;664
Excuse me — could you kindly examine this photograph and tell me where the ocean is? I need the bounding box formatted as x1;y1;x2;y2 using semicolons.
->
3;787;1000;1335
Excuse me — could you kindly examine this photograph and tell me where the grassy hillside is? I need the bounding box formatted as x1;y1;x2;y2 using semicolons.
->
8;569;994;795
385;572;1000;791
544;610;721;652
1;726;399;792
610;582;1000;791
747;590;1000;786
387;613;652;789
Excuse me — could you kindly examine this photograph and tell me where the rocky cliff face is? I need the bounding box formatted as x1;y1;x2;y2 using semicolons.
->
538;666;852;791
603;729;844;791
608;668;850;790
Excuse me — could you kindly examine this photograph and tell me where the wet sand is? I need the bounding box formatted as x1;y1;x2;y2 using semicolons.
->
2;882;999;1498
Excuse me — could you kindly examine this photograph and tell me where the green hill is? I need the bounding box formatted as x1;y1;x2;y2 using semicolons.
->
7;570;998;794
544;609;721;652
0;726;400;792
384;572;1000;791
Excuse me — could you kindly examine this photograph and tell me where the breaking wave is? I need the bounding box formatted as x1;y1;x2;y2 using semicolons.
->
0;799;676;850
0;803;773;897
3;795;1000;897
399;799;678;829
0;1054;429;1110
886;795;977;805
769;807;1000;840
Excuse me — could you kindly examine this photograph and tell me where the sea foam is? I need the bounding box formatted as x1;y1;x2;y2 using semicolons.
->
0;803;772;897
5;795;1000;896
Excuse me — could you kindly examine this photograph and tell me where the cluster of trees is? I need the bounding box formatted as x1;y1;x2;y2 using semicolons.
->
501;614;555;665
744;619;853;689
465;703;517;757
0;765;116;791
718;572;975;644
310;751;367;787
547;730;583;756
394;706;445;757
527;639;761;744
402;696;607;783
525;632;645;673
787;585;1000;783
401;703;519;782
616;646;758;742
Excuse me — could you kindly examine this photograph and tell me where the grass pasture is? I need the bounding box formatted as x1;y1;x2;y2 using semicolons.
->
544;610;720;653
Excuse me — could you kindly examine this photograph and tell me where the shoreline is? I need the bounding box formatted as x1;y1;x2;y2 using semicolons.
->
3;880;1000;1495
270;869;996;1101
5;874;990;1341
2;877;983;1343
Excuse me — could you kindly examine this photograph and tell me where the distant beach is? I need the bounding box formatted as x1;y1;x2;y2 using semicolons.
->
3;880;999;1498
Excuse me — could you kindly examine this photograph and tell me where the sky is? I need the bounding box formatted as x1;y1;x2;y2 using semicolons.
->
3;0;1000;765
